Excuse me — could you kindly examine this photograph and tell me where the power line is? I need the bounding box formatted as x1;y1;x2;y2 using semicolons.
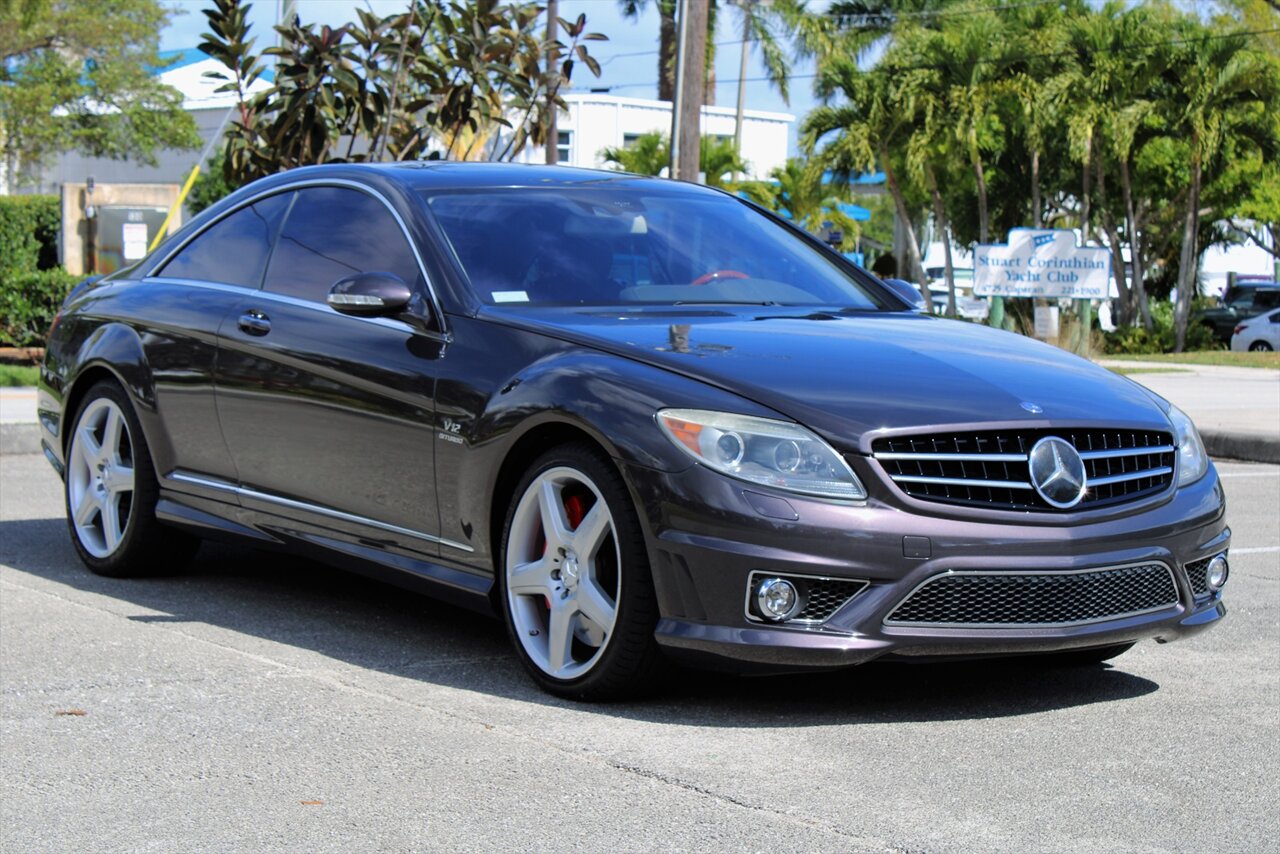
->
826;0;1067;24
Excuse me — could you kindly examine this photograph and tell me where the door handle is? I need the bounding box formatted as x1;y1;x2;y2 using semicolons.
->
237;311;271;336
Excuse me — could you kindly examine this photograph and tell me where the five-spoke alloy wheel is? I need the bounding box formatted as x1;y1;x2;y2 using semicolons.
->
500;443;663;700
64;380;197;576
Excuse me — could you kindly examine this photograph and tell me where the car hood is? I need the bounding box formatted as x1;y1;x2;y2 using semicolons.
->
485;306;1172;451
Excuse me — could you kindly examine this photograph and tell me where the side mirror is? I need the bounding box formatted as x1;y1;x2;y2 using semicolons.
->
882;278;929;312
327;272;412;317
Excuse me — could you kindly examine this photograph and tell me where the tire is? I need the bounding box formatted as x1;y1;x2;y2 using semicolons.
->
1249;341;1273;352
1040;642;1135;667
64;380;199;577
498;442;665;700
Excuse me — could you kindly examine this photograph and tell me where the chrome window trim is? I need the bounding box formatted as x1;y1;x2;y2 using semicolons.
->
742;569;870;629
166;470;473;553
149;177;450;338
151;277;448;341
882;560;1180;629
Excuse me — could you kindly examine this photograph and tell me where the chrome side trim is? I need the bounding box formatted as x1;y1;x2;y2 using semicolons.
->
888;474;1034;490
148;177;450;338
164;470;474;553
1088;466;1174;487
874;452;1028;462
1079;445;1175;460
883;561;1180;629
742;569;870;629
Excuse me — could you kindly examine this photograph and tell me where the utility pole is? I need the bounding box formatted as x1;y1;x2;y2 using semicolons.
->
545;0;559;165
732;3;750;183
669;0;708;182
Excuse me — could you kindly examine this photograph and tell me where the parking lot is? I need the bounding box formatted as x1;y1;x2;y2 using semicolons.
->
1;451;1277;853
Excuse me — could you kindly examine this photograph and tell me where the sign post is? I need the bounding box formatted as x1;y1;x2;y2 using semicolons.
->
973;229;1113;353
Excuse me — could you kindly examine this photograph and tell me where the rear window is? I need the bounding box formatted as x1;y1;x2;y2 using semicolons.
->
423;187;891;310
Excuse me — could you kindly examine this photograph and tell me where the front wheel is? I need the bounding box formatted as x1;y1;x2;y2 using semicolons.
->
64;380;198;577
499;443;665;700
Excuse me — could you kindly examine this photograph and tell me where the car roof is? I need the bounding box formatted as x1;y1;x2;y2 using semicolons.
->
260;161;717;195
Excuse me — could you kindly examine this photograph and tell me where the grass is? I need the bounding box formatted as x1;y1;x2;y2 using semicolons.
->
1109;366;1194;376
0;364;39;387
1101;350;1280;369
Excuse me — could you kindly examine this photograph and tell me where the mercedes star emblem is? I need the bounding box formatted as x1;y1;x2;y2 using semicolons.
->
1028;436;1087;509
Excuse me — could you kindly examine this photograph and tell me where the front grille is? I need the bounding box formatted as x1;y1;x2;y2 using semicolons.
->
871;428;1175;511
1184;556;1212;597
884;563;1179;627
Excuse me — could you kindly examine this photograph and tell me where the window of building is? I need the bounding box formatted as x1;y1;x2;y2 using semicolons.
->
557;130;572;164
158;192;293;288
263;187;421;303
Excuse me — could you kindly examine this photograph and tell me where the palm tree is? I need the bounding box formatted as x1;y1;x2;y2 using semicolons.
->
599;131;747;186
738;157;863;250
802;56;930;305
1168;21;1279;351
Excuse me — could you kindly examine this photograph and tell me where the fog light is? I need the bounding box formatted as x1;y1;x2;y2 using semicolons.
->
1206;554;1229;590
756;577;802;621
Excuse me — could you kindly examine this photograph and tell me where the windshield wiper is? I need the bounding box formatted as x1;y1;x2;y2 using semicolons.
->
671;300;781;306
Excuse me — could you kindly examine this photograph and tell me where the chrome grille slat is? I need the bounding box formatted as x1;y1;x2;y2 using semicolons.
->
1088;466;1174;487
884;563;1179;627
870;428;1176;512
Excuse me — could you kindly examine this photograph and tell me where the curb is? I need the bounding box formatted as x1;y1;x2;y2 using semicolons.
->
0;422;41;456
1201;429;1280;465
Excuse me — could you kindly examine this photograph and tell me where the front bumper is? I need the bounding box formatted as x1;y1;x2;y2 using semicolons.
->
625;459;1229;672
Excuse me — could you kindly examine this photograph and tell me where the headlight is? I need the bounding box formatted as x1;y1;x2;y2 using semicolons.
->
656;409;866;500
1167;404;1208;486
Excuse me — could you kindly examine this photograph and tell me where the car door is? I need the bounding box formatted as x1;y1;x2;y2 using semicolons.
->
138;191;293;489
214;184;448;557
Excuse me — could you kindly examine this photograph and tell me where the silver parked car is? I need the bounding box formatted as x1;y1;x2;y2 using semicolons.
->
1230;309;1280;351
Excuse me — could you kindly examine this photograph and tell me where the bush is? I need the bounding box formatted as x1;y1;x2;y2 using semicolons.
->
0;195;60;275
0;268;78;347
1103;300;1221;354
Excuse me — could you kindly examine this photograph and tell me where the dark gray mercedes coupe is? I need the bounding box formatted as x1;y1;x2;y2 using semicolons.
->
39;163;1229;699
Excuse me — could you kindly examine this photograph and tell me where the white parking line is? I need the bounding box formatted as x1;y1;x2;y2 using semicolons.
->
1218;472;1280;478
1231;546;1280;554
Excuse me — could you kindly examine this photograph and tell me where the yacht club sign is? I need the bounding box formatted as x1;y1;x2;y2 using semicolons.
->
974;229;1114;299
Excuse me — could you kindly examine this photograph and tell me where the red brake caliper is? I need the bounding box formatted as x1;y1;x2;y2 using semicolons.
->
542;492;589;610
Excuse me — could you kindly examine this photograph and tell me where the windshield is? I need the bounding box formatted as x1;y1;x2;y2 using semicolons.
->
423;187;892;310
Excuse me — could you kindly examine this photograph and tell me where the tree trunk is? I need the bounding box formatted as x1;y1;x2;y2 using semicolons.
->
658;4;676;102
1119;156;1152;332
882;151;928;306
1031;148;1042;229
1080;137;1092;246
1174;148;1203;353
927;167;957;319
671;0;708;182
971;148;989;244
731;12;749;182
544;0;559;165
1094;152;1131;326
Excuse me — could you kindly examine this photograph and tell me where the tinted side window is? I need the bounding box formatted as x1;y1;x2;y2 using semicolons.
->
1253;290;1280;310
263;187;422;302
159;192;293;287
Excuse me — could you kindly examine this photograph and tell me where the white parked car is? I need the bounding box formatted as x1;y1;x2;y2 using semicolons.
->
1230;309;1280;351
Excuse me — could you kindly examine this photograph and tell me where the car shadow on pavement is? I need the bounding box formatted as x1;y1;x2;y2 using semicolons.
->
0;517;1159;724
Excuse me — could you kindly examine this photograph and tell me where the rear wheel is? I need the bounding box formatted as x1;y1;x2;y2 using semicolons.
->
499;443;664;700
1249;340;1273;352
64;380;198;577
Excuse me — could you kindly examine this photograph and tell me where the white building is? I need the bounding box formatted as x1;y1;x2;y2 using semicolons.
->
515;92;793;180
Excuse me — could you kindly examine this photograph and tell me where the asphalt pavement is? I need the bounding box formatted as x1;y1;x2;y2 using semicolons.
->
1;452;1278;853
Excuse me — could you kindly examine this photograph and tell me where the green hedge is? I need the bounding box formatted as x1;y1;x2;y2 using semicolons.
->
0;195;73;348
0;195;60;275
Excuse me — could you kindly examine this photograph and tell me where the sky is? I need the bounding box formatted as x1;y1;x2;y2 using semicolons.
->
157;0;824;155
